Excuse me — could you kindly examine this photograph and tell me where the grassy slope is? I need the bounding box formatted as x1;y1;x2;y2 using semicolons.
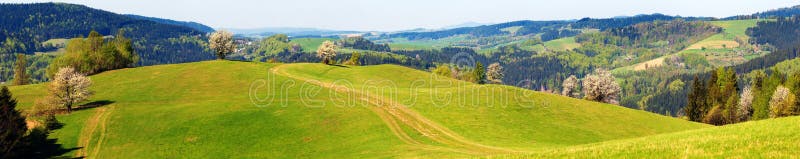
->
10;61;709;158
502;116;800;158
278;63;708;150
10;61;455;158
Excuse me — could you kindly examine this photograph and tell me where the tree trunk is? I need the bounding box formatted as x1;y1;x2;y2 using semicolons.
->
66;102;72;113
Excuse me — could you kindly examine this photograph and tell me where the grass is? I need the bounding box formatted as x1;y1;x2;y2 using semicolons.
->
7;61;713;158
543;37;580;51
382;36;470;50
11;61;454;158
500;116;800;158
278;63;708;150
291;37;335;52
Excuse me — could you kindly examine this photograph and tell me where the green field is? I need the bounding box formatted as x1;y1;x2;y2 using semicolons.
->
291;38;336;52
708;19;765;41
543;37;580;51
502;116;800;158
382;36;470;50
685;19;762;50
9;61;711;158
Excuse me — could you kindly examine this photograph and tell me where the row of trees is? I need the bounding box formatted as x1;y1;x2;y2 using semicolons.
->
686;68;800;125
432;62;504;84
46;30;138;78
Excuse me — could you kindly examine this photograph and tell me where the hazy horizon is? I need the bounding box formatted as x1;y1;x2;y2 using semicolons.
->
2;0;799;31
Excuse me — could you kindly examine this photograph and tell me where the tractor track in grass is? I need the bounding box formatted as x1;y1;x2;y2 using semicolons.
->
270;64;519;155
75;106;114;158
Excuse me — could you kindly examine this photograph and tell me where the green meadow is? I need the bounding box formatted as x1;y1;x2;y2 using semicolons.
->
10;61;714;158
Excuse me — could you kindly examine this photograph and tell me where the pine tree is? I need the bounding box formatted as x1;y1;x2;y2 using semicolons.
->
474;62;486;84
0;86;27;158
686;75;707;122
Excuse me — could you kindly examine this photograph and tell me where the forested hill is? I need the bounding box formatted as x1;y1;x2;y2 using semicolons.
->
725;5;800;20
0;3;213;65
572;14;712;30
384;20;571;40
125;14;215;33
382;14;710;40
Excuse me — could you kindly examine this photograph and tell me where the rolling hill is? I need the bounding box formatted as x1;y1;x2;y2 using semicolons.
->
9;61;709;158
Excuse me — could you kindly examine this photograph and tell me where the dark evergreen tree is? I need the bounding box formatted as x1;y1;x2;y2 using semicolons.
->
0;86;27;158
474;62;486;84
686;75;707;122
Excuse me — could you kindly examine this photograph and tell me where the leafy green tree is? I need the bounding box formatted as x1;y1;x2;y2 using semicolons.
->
791;72;800;114
87;30;103;52
344;52;361;66
474;62;486;84
667;79;685;93
754;69;785;119
12;54;28;85
46;30;138;78
432;65;451;77
0;86;27;158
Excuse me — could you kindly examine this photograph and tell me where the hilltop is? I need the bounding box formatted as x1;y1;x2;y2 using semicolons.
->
9;61;708;158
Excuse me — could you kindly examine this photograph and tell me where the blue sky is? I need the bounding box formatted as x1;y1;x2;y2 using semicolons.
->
3;0;800;31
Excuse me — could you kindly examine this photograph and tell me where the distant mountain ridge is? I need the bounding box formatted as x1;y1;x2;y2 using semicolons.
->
725;5;800;19
125;14;214;33
225;27;361;37
382;13;711;41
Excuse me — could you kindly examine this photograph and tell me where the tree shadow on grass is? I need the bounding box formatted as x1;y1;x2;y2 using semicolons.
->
74;100;115;111
328;64;350;68
14;100;114;159
15;123;83;159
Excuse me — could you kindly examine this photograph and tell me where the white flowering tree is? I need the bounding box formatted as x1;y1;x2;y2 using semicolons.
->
486;62;504;84
582;69;621;104
738;86;753;121
316;40;337;64
769;86;796;118
49;67;93;113
562;75;580;98
209;30;236;60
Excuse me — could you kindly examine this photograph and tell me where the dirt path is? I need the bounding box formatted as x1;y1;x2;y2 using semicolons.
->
75;106;114;158
270;64;520;155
